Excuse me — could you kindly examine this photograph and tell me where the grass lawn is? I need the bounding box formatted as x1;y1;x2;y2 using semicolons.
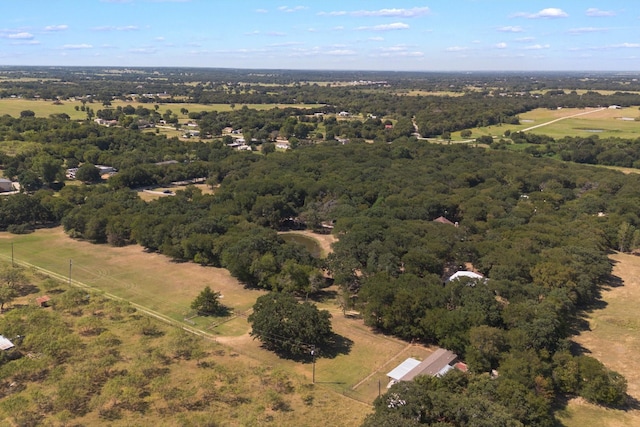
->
557;252;640;427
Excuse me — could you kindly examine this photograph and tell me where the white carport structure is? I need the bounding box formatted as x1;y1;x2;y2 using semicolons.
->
386;357;421;388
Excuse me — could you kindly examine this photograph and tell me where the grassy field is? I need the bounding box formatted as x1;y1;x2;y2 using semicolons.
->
557;252;640;427
469;107;640;140
0;227;259;325
0;260;372;426
0;98;322;120
0;226;435;407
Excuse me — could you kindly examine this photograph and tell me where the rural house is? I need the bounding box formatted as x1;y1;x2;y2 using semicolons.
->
386;348;459;388
0;178;14;192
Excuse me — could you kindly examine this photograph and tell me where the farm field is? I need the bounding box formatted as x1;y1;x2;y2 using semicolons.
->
0;98;322;120
469;106;640;140
558;252;640;427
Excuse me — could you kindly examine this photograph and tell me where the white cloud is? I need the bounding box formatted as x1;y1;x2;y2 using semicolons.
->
331;26;344;31
446;46;469;52
357;22;410;31
568;27;608;34
8;32;34;39
612;43;640;48
319;6;430;18
514;8;568;19
515;37;535;43
586;8;615;17
266;31;287;37
497;26;523;33
129;47;158;54
63;44;93;49
155;36;165;41
326;49;356;56
495;42;508;49
11;40;40;45
525;44;551;50
44;25;68;32
269;41;303;47
352;7;430;18
369;36;385;41
278;6;307;13
255;8;268;14
92;25;139;31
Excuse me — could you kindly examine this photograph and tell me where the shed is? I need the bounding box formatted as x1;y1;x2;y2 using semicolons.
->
36;295;51;307
402;348;458;380
0;335;14;351
432;216;454;225
0;178;14;192
387;358;421;383
447;270;484;282
387;349;459;388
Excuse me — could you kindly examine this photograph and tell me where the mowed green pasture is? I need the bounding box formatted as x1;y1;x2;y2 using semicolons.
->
0;98;322;120
0;227;261;323
557;252;640;427
469;107;640;140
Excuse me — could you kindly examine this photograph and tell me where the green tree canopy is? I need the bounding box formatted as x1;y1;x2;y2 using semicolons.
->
190;286;226;316
248;292;332;358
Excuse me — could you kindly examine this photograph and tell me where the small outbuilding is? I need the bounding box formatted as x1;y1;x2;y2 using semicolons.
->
0;335;15;351
36;295;51;307
0;178;14;192
447;270;484;283
387;348;459;388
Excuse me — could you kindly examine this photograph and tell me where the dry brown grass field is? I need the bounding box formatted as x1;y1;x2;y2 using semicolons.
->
557;252;640;427
0;226;441;419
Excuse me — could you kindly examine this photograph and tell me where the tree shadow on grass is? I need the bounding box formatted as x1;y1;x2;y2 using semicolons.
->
320;332;354;359
307;288;338;304
262;332;353;363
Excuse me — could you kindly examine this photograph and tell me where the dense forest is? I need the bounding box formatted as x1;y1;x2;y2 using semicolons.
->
2;68;640;425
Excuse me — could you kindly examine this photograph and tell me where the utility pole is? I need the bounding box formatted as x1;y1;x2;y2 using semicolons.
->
311;346;316;384
68;259;72;285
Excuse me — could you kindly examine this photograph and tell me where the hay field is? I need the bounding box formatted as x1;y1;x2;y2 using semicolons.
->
0;227;260;323
557;252;640;427
0;98;321;120
472;107;640;140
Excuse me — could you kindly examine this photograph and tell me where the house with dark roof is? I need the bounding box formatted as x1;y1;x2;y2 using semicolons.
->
386;348;459;388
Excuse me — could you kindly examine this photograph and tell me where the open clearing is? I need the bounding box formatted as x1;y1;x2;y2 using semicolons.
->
0;227;260;325
558;252;640;427
0;226;427;407
0;98;321;120
470;106;640;140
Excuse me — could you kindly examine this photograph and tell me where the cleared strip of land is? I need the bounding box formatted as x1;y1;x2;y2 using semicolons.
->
558;252;640;427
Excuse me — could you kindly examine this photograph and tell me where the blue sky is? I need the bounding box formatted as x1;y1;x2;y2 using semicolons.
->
1;1;639;71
